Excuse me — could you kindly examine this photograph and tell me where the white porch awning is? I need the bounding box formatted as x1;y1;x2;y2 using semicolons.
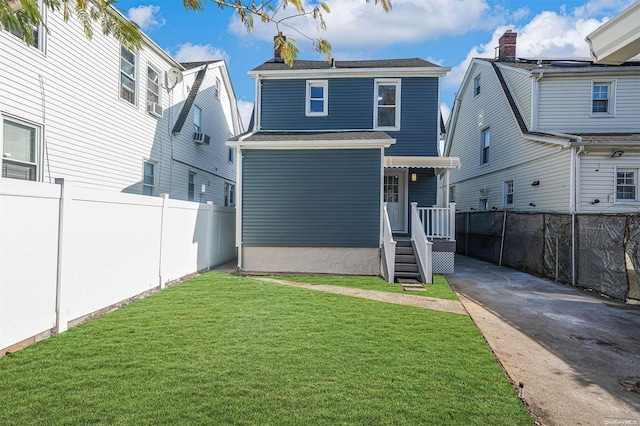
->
384;156;461;169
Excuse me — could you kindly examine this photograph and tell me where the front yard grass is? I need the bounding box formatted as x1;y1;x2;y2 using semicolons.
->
0;273;532;425
272;274;458;300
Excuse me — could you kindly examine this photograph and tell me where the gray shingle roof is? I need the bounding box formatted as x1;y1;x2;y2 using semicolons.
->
229;131;392;142
252;58;441;72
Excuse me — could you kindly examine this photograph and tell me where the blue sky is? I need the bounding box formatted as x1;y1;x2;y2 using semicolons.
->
115;0;637;128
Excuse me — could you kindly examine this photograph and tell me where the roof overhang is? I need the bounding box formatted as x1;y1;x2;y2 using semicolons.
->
248;67;450;79
227;131;395;150
585;1;640;65
384;156;461;169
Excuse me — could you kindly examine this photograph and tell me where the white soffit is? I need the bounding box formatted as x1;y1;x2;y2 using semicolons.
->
384;156;461;169
585;1;640;65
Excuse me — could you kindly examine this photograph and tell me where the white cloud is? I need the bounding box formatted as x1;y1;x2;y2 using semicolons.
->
127;5;166;31
228;0;495;51
172;43;231;63
237;99;254;131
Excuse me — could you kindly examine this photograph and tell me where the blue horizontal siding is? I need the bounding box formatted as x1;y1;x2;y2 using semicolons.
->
260;78;373;130
242;149;381;247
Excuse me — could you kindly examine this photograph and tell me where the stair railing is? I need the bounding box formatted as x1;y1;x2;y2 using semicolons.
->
416;202;457;240
381;203;396;283
411;202;433;284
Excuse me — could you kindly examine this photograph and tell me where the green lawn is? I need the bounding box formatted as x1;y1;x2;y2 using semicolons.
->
0;273;532;425
271;274;459;300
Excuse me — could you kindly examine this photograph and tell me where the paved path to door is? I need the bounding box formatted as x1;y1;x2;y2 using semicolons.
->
447;255;640;426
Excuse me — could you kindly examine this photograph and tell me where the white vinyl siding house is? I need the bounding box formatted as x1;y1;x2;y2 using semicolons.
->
446;53;640;214
0;8;242;203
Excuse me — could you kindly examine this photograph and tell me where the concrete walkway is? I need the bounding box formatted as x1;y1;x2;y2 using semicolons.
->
249;277;467;315
447;255;640;426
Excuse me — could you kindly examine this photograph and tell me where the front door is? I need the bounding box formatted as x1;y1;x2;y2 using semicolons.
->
384;170;406;232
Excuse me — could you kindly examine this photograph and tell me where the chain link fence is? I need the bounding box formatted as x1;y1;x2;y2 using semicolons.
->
456;211;640;301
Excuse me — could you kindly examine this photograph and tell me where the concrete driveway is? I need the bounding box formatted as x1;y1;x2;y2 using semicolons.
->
446;255;640;426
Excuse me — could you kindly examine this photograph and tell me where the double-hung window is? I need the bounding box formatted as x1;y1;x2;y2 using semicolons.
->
214;78;221;99
481;128;490;165
375;79;400;130
146;65;162;116
6;0;44;50
504;180;514;207
224;182;235;207
616;169;636;201
479;198;488;211
194;106;202;133
142;160;156;195
120;46;137;105
188;172;196;201
592;81;615;115
2;119;39;181
306;80;328;116
474;74;481;97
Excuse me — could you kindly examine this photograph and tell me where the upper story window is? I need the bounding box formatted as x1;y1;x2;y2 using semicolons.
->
481;127;490;165
591;81;615;116
504;180;514;207
616;169;636;201
474;74;481;97
214;77;221;99
375;79;401;130
146;65;162;117
142;160;156;195
228;147;234;163
120;46;137;105
5;0;44;51
2;118;39;181
194;105;202;133
305;80;328;117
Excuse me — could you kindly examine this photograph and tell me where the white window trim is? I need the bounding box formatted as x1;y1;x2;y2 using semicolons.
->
224;182;235;207
146;63;162;117
479;197;488;211
503;180;514;207
590;80;616;117
214;77;221;99
473;74;481;97
614;167;638;203
5;0;46;53
1;116;42;182
480;127;490;166
374;78;401;131
194;105;202;133
119;45;137;106
188;171;196;201
142;159;156;196
305;80;328;117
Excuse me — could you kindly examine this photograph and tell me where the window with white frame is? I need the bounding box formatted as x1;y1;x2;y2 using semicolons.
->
194;106;202;133
479;197;488;211
188;172;196;201
5;0;43;50
224;182;235;207
449;186;455;203
305;80;328;116
616;169;636;201
120;46;136;104
481;127;490;165
592;81;614;115
504;180;514;206
146;65;161;116
474;74;481;97
375;79;400;130
2;119;39;181
228;147;234;163
142;160;155;195
214;77;221;99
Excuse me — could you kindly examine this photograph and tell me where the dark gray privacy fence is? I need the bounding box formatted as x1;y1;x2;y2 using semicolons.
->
456;211;640;301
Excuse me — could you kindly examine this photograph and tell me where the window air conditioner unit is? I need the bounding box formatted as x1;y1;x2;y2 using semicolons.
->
147;102;163;117
194;132;210;144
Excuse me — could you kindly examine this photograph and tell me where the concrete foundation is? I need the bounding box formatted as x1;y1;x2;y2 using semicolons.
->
242;247;381;275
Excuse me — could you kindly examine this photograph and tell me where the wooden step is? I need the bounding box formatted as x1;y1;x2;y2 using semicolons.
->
395;271;422;280
396;263;419;273
395;254;416;263
395;247;414;255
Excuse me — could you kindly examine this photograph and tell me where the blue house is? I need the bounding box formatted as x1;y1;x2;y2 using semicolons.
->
228;52;459;281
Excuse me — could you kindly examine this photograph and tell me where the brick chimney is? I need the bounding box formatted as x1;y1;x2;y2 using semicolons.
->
498;30;517;62
274;32;285;63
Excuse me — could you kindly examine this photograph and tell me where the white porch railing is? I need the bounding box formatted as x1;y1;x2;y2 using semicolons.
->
381;203;396;283
417;202;456;240
411;202;433;284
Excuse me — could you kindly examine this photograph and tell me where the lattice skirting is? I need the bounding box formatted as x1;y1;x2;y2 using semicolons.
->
433;252;455;274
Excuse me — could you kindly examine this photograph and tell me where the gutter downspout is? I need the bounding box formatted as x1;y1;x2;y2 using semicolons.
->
569;141;584;288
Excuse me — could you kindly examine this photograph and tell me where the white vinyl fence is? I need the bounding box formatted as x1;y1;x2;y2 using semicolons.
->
0;178;236;354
